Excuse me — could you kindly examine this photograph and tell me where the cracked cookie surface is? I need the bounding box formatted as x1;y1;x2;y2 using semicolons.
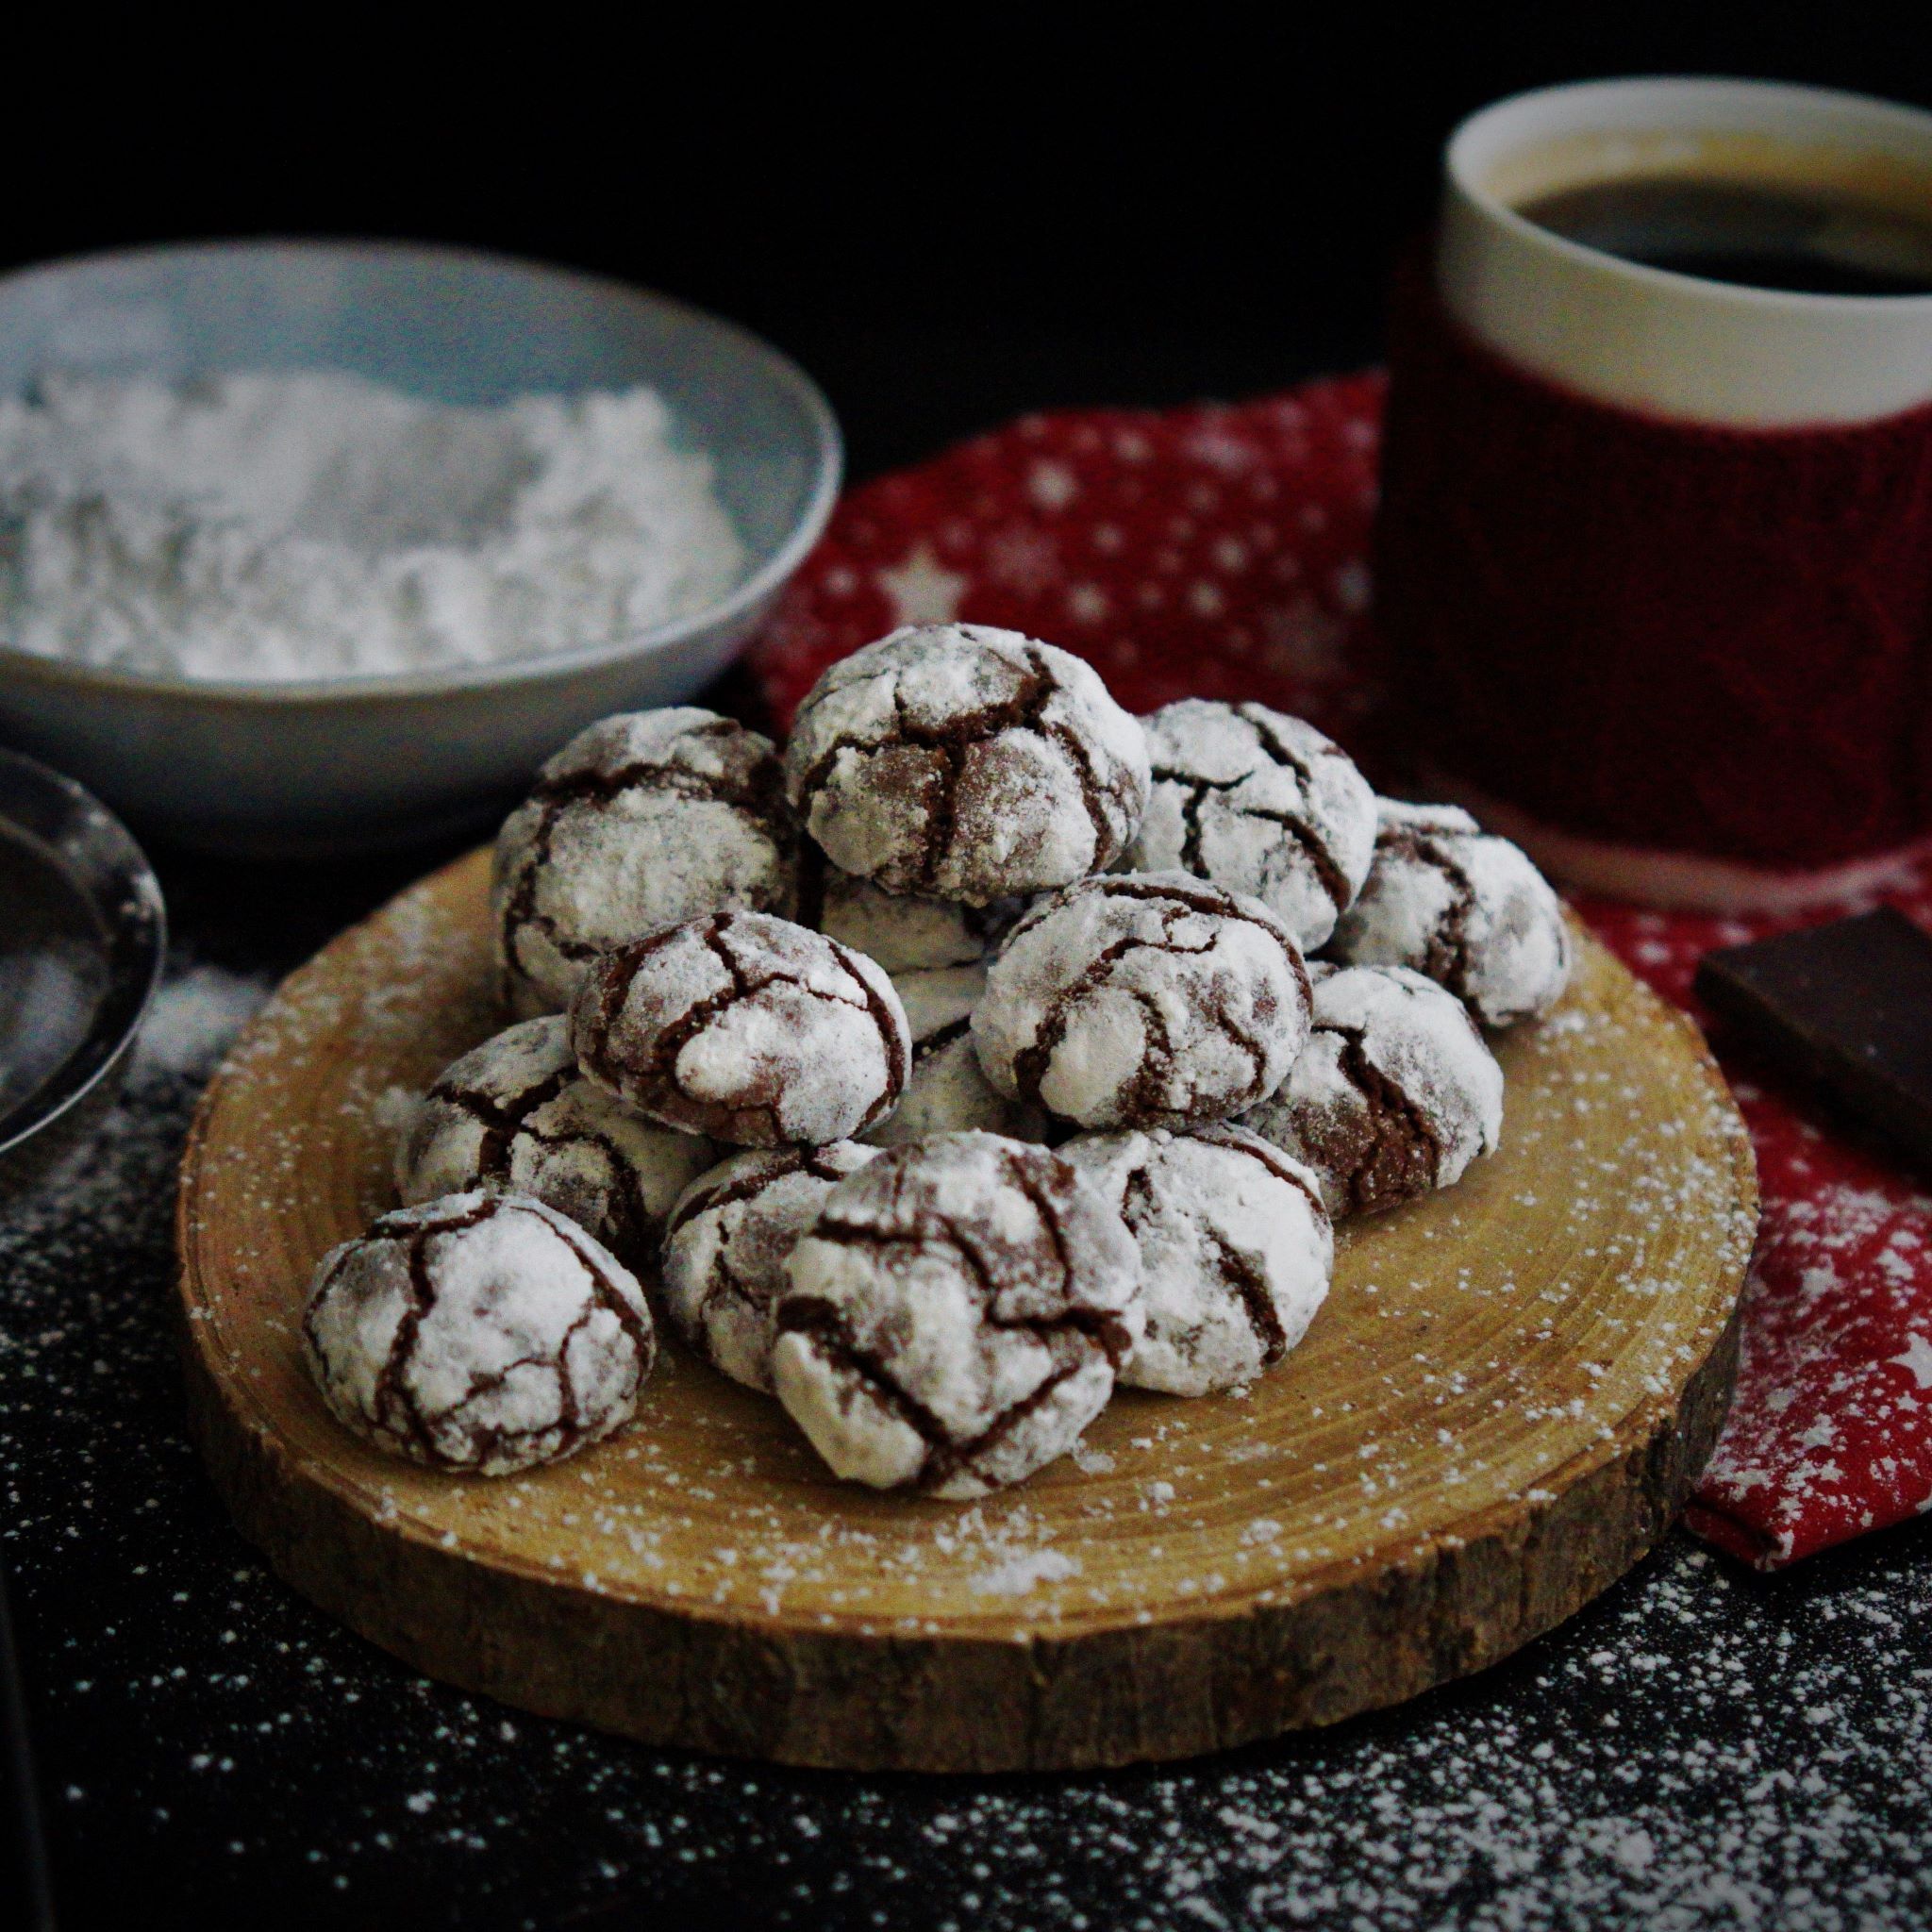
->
394;1016;714;1274
302;1191;655;1475
1123;698;1376;949
783;624;1150;905
1242;962;1504;1219
493;708;800;1017
1327;801;1572;1027
660;1141;879;1391
772;1131;1142;1498
570;910;910;1147
1060;1123;1332;1396
972;871;1311;1131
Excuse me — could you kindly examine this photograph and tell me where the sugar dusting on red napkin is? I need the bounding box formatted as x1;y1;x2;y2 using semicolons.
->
750;373;1932;1570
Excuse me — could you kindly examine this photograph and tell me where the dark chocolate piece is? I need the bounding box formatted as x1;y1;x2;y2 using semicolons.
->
1695;908;1932;1166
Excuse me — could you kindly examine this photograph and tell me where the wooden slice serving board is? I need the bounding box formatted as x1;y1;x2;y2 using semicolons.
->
175;849;1757;1773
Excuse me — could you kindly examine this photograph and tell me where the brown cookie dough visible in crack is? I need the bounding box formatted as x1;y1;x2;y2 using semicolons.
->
394;1015;715;1274
770;1132;1143;1497
782;624;1151;906
570;910;910;1148
972;871;1311;1131
659;1141;879;1391
1241;961;1504;1218
1122;698;1378;951
301;1190;655;1475
1060;1122;1333;1396
492;708;802;1018
1326;800;1572;1027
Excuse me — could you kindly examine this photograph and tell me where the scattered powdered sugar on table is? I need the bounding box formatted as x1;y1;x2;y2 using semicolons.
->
0;370;743;680
8;957;271;1254
966;1546;1082;1597
135;962;273;1077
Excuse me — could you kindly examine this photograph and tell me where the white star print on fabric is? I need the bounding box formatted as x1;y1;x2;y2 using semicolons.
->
1027;460;1079;511
876;543;967;626
1890;1331;1932;1390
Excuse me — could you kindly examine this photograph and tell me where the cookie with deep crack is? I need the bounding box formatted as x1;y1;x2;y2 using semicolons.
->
972;871;1311;1131
302;1191;655;1475
772;1131;1142;1497
1326;800;1571;1027
864;964;1050;1147
494;708;801;1018
783;624;1151;905
1060;1123;1332;1396
570;910;910;1147
1242;962;1504;1218
1122;698;1376;950
659;1141;879;1391
394;1016;715;1273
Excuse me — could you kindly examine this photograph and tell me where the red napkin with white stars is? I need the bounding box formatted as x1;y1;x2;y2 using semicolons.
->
749;372;1932;1570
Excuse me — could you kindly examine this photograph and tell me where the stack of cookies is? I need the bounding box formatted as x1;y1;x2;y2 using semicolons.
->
303;623;1572;1496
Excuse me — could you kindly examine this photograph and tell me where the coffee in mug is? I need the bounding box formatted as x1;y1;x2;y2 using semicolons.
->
1516;176;1932;297
1376;79;1932;910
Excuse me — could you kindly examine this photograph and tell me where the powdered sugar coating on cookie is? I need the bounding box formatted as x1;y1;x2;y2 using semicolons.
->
1327;800;1572;1027
394;1016;714;1273
493;708;800;1017
1241;962;1504;1218
772;1132;1142;1498
570;910;910;1147
973;871;1311;1131
783;624;1151;906
659;1141;879;1391
864;964;1050;1147
817;866;1024;974
302;1191;654;1475
1060;1123;1332;1397
1124;699;1376;950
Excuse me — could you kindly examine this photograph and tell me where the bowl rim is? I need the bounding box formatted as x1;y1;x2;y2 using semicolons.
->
0;236;843;707
0;746;166;1169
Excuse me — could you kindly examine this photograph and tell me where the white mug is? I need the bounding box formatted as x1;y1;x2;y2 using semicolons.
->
1440;77;1932;428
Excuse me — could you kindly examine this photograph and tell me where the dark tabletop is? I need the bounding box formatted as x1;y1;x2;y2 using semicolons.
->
8;18;1932;1929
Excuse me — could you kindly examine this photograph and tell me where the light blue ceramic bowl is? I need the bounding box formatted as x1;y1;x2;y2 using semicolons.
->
0;241;841;855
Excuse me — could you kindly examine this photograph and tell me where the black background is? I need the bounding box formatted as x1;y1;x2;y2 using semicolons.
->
8;9;1932;1929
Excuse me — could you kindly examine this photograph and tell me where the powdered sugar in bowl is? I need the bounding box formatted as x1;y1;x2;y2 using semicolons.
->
0;242;841;854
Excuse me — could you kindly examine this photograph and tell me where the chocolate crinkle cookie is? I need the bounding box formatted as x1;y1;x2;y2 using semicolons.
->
1326;800;1572;1027
493;708;801;1017
972;871;1311;1131
570;910;910;1147
783;623;1151;905
1060;1123;1332;1397
659;1141;878;1391
772;1132;1143;1497
394;1016;714;1273
817;865;1024;974
1242;962;1504;1219
865;964;1049;1147
1123;698;1377;950
302;1191;655;1475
